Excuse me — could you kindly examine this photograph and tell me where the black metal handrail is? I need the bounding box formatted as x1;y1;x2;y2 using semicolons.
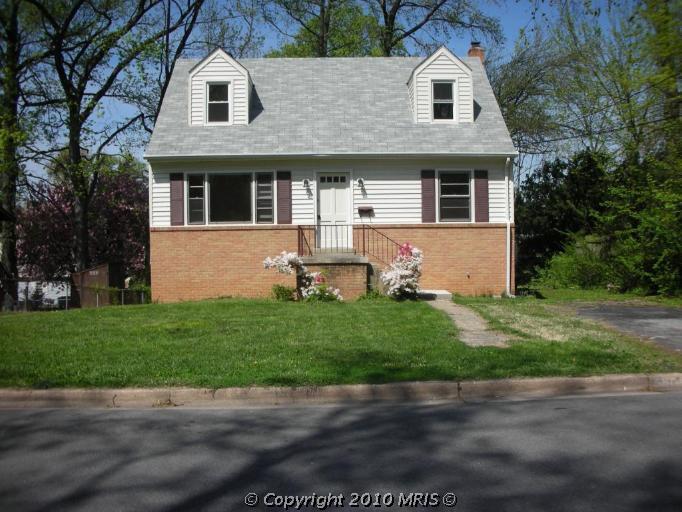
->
359;225;401;266
298;225;314;256
297;224;401;265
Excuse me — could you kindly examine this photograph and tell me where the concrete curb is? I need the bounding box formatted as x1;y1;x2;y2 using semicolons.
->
0;373;680;409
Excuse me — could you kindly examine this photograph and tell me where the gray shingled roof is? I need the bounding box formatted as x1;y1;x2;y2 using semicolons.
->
145;56;516;158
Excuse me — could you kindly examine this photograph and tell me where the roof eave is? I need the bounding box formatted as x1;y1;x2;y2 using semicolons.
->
144;150;519;162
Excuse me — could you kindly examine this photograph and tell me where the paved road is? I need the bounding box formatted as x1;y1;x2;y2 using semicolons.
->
576;304;682;352
1;394;681;512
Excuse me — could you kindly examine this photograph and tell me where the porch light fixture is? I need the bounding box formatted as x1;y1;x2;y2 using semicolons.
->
357;178;365;187
303;178;310;188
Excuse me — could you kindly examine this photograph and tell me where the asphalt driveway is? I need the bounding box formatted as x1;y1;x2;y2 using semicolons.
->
576;304;682;352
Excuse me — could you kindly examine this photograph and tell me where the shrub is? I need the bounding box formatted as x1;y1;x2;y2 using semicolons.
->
380;242;423;299
263;251;343;302
272;284;296;301
532;236;615;289
358;289;389;301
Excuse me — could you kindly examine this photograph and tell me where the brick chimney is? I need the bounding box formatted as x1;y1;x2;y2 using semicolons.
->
467;41;485;63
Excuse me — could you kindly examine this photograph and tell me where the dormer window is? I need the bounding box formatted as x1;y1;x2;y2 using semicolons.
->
207;82;230;123
432;81;454;121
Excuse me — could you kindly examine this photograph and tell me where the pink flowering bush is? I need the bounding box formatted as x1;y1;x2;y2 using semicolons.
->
380;242;423;299
263;251;343;302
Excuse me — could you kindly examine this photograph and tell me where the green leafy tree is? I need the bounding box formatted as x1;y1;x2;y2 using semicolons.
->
25;0;202;271
266;2;385;56
515;151;610;284
0;0;48;309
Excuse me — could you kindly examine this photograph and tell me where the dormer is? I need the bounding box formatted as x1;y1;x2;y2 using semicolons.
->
188;48;251;126
407;46;473;124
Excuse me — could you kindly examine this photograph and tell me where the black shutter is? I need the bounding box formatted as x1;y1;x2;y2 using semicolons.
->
276;171;292;224
474;170;489;223
421;170;436;223
170;173;184;226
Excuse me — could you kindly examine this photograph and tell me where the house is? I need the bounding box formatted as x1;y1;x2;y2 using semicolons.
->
145;43;517;302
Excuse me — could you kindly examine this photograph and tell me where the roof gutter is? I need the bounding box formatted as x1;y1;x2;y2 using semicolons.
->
144;151;519;162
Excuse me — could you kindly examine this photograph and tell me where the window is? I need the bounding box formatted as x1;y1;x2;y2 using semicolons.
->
439;172;470;221
188;174;205;224
209;174;251;222
433;81;454;120
207;83;229;123
256;173;274;223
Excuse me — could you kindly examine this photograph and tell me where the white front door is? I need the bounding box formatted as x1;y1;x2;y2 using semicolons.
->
317;173;351;249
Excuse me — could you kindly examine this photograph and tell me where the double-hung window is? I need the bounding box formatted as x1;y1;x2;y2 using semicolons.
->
255;173;274;223
206;83;229;123
188;174;205;224
439;171;470;222
432;81;454;121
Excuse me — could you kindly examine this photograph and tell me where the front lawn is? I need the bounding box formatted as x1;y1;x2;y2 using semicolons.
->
0;298;680;388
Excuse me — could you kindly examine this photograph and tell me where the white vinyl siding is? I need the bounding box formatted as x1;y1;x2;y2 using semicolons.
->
292;170;316;224
151;172;171;227
488;168;508;222
353;169;421;224
414;53;473;123
190;53;249;126
148;158;511;227
407;75;415;121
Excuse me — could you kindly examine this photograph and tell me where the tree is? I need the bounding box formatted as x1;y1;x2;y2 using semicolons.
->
191;0;263;57
515;151;609;284
486;29;563;175
263;0;357;57
25;0;202;271
266;1;385;56
17;155;148;280
0;0;47;309
363;0;502;56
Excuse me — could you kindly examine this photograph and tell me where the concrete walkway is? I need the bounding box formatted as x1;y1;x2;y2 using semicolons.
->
428;299;509;347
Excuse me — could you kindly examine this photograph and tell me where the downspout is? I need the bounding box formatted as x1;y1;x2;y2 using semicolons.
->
505;157;513;296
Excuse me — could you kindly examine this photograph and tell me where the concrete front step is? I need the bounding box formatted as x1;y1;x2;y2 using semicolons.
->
418;289;453;300
302;254;368;265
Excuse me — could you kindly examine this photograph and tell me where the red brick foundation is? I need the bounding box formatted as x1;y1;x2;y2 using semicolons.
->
305;263;368;300
150;223;514;302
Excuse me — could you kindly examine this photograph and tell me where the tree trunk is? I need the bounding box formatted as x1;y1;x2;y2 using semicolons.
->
380;3;396;57
0;0;21;310
68;122;91;271
318;0;328;57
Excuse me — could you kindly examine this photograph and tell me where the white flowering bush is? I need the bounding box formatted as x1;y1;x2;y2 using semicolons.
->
263;251;343;302
380;242;423;299
263;251;305;275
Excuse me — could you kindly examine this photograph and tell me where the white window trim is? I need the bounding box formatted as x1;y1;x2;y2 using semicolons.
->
204;81;233;126
436;169;474;223
431;80;457;124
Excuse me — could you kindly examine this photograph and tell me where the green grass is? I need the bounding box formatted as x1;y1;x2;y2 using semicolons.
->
529;287;682;307
1;297;680;389
455;294;681;375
